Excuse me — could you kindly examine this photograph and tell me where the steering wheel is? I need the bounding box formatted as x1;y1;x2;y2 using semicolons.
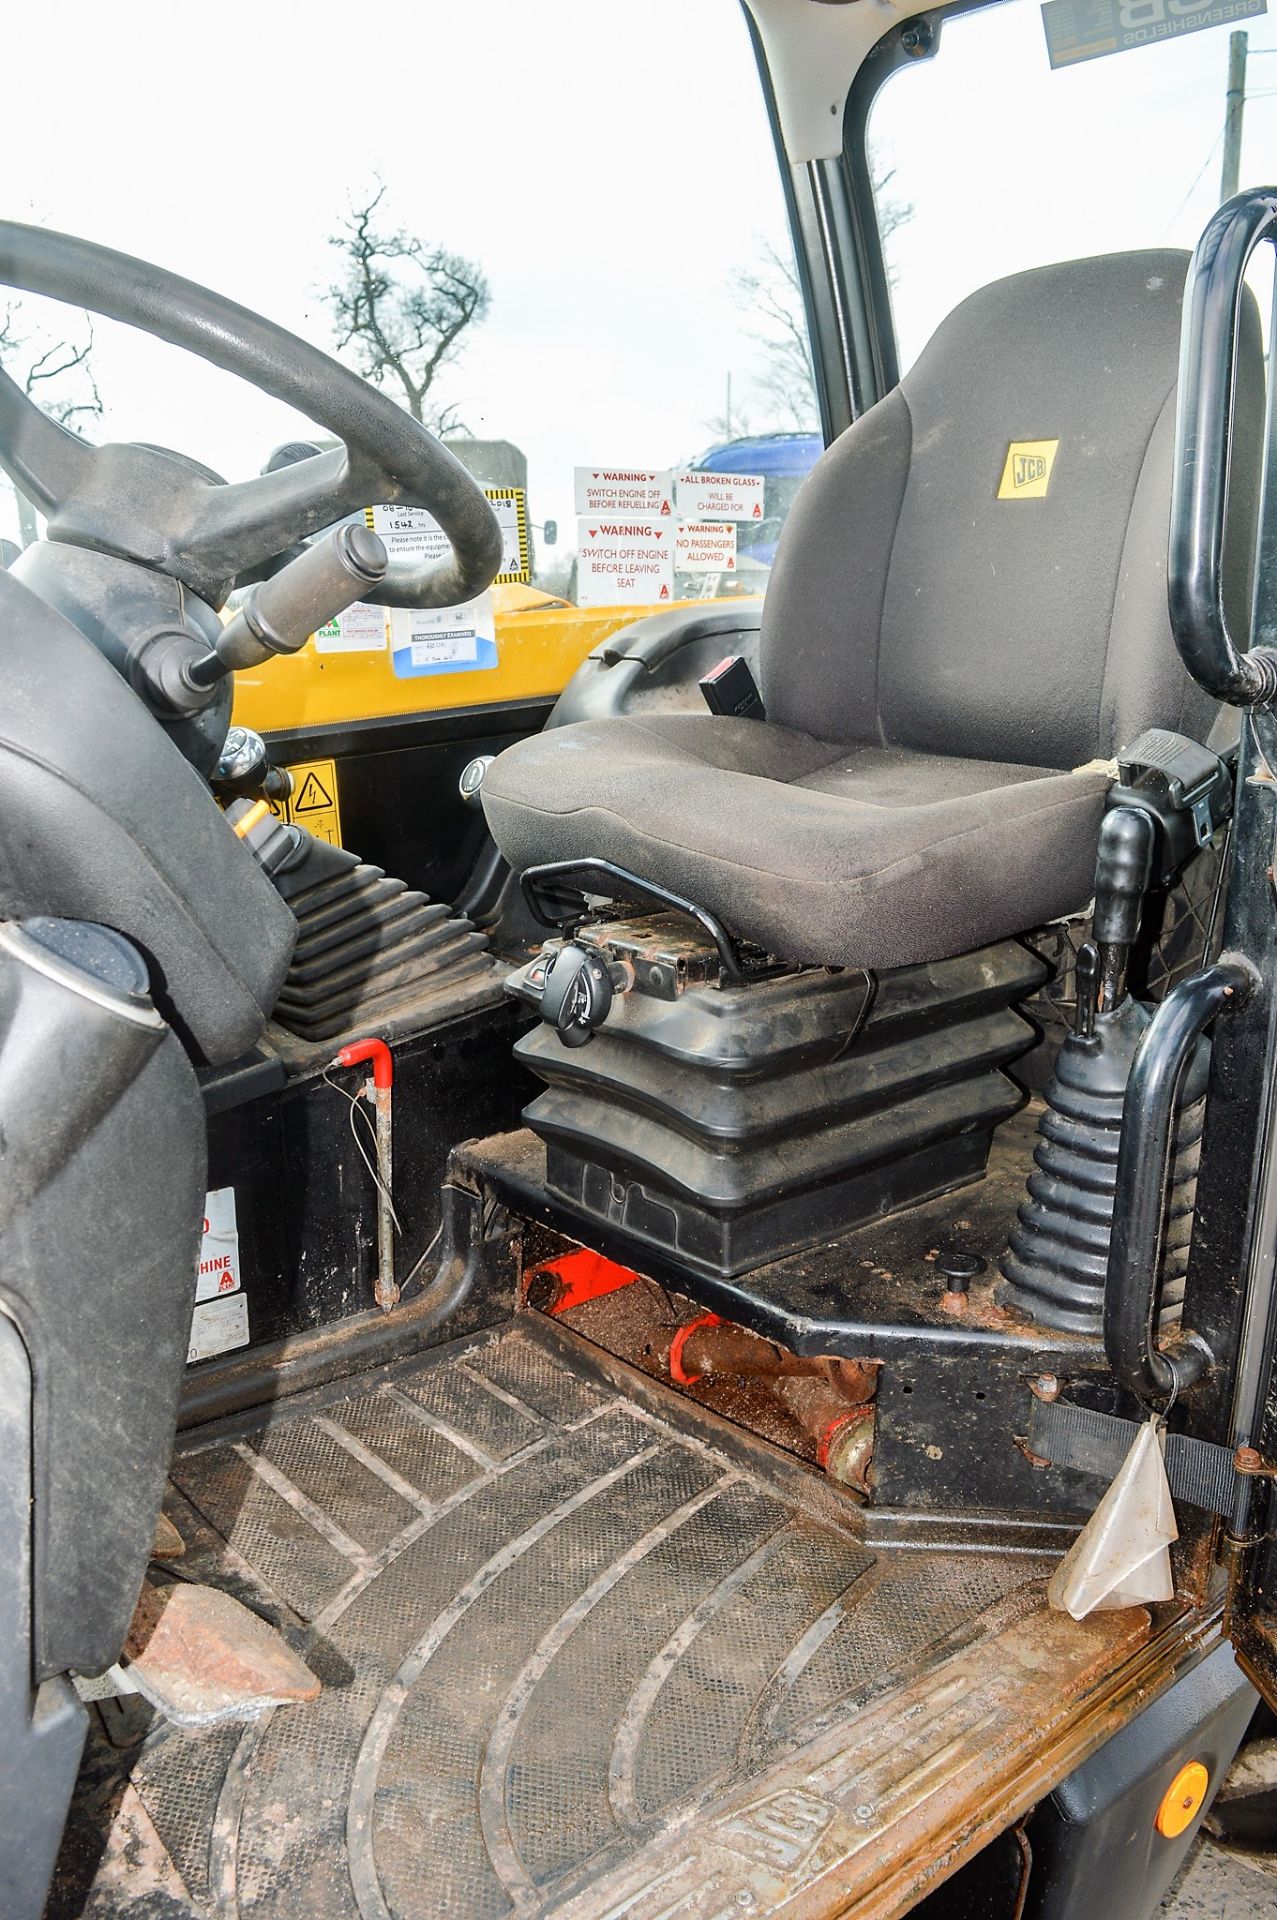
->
0;221;503;610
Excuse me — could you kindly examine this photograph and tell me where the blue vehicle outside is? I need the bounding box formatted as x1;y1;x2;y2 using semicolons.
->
688;431;822;567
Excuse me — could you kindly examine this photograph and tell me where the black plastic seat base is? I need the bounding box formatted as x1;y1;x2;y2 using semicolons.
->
517;939;1048;1280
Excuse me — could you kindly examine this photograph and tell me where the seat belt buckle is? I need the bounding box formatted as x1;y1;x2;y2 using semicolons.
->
699;655;766;721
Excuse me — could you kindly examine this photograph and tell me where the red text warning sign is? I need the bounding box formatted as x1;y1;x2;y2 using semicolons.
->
674;470;765;521
576;518;674;606
675;522;737;573
574;468;673;517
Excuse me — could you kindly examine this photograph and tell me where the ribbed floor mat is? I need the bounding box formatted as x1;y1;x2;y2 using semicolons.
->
53;1321;1047;1920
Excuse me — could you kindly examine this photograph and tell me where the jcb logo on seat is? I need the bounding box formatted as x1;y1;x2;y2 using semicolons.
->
998;439;1060;500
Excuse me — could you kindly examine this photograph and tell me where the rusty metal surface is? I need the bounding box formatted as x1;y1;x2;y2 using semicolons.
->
53;1320;1176;1920
120;1578;321;1727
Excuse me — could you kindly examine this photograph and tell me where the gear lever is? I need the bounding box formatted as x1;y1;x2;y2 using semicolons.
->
136;523;387;717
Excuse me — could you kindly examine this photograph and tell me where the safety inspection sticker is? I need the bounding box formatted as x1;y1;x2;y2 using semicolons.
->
675;522;737;573
315;600;389;654
674;470;765;522
575;469;674;518
576;519;674;606
1040;0;1265;68
391;590;498;678
188;1187;249;1364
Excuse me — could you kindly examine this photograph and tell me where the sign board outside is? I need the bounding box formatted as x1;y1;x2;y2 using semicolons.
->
574;469;675;518
674;470;765;522
1041;0;1265;68
576;518;674;606
675;522;738;573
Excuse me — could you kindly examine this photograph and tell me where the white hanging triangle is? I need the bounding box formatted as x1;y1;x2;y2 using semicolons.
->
1047;1414;1178;1620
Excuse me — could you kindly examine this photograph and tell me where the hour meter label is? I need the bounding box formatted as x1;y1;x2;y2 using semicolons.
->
674;470;765;521
1041;0;1265;68
271;758;343;846
390;590;498;677
576;518;674;606
574;469;674;517
675;522;738;572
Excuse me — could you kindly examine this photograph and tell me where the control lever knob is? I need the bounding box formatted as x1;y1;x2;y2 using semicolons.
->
213;725;266;794
459;755;494;807
186;523;389;690
540;942;614;1047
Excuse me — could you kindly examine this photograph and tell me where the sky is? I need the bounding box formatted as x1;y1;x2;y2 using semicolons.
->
3;0;1277;559
0;0;798;556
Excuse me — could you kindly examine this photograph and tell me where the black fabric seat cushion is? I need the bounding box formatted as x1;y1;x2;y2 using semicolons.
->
483;251;1263;969
482;712;1109;969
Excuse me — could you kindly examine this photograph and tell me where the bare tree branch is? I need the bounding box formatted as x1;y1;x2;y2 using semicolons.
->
0;306;102;546
326;184;490;429
728;173;914;433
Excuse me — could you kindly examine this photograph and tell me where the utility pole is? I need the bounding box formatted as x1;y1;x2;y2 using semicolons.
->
1221;30;1248;203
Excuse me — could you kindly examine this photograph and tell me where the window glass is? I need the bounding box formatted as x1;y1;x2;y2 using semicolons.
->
1;1;818;633
868;1;1277;374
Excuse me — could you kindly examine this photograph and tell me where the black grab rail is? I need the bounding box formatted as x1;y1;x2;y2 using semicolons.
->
1105;958;1257;1405
1170;189;1277;705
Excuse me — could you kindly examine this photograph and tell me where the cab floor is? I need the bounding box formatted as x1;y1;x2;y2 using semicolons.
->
51;1318;1055;1920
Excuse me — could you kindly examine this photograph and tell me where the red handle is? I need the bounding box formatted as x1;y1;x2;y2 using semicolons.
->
668;1312;723;1386
335;1038;393;1090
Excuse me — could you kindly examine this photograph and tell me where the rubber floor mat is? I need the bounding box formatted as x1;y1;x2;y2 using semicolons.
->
52;1319;1049;1920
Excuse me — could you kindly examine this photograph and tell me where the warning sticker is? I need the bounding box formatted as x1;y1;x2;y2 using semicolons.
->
188;1186;249;1364
315;600;389;654
675;522;738;574
188;1293;249;1365
576;518;674;607
391;589;498;678
196;1186;242;1302
273;757;342;846
674;471;765;522
574;469;674;519
486;489;531;584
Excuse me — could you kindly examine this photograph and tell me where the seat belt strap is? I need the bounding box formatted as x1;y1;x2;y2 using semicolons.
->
1027;1396;1238;1515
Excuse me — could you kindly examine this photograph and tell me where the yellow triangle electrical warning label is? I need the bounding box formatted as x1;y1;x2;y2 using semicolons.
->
998;439;1059;500
294;769;334;812
269;757;342;846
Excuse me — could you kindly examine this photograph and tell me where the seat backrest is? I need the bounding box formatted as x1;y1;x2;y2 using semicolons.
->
761;251;1262;768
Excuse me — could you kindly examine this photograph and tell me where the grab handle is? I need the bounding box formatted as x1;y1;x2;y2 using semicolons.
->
1170;190;1277;705
1104;959;1256;1405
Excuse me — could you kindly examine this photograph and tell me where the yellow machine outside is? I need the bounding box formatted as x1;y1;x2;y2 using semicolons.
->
232;585;761;735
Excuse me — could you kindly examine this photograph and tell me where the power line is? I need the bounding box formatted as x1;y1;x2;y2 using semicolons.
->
1163;132;1224;238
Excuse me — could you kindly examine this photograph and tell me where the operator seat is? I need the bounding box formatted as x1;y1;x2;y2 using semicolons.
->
483;252;1261;969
